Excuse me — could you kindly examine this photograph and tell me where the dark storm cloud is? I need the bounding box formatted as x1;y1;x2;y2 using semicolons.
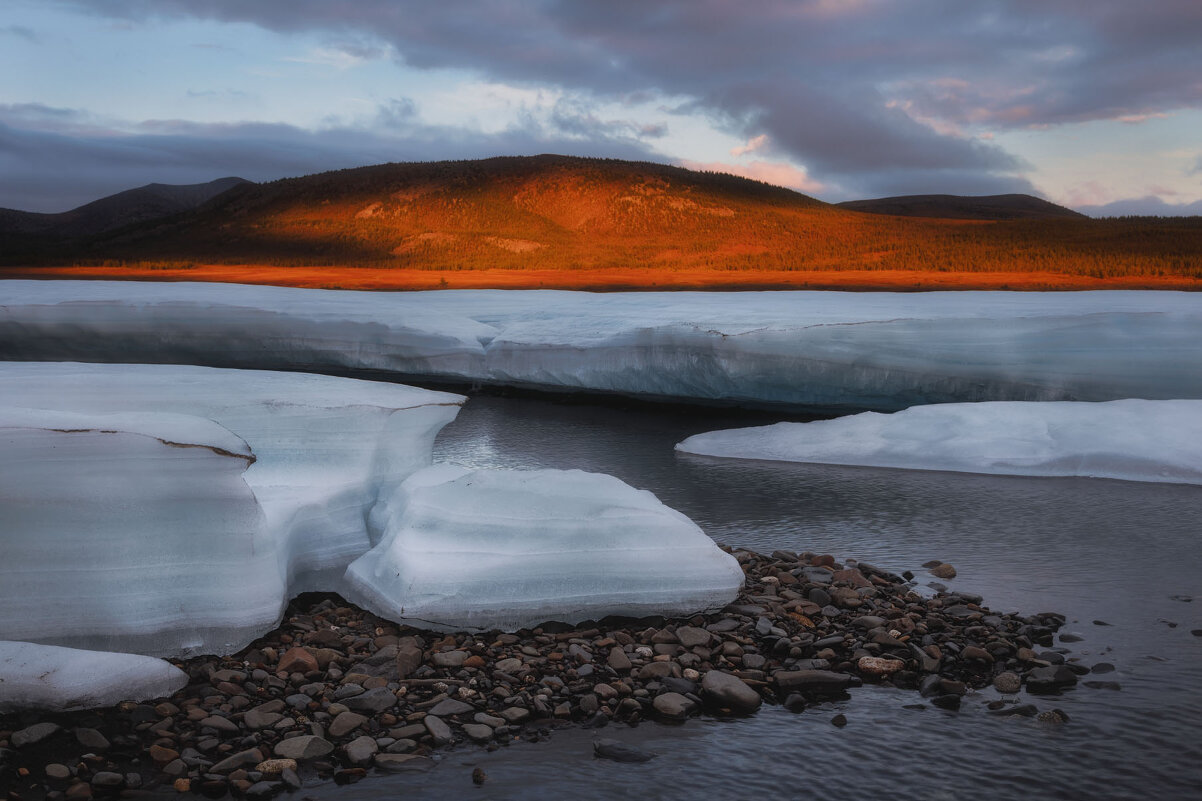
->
41;1;1202;198
0;109;658;212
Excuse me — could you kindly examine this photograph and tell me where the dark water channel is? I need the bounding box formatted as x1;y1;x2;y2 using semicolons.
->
316;393;1202;801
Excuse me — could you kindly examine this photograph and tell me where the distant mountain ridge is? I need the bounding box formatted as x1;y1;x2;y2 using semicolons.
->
0;177;251;238
836;193;1086;221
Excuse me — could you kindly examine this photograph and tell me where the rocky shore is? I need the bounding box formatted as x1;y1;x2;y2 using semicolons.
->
1;548;1092;799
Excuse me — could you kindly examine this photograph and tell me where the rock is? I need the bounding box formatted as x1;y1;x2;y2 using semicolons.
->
495;657;524;674
211;748;263;774
960;645;993;663
830;713;848;727
343;736;379;766
652;692;698;720
773;670;860;695
200;715;240;733
90;772;124;789
500;707;530;724
993;672;1022;694
396;643;424;679
593;738;655;763
700;670;762;714
243;709;284;729
424;715;453;746
857;656;905;678
12;722;60;747
255;759;297;777
675;626;711;648
46;763;73;779
375;754;436;773
149;744;180;763
931;694;961;710
607;647;633;671
277;647;318;674
65;782;93;799
343;687;398;714
432;650;468;668
473;767;487;785
75;728;110;751
273;735;334;761
929;563;957;579
328;711;368;738
462;723;494;742
427;697;474;717
1026;665;1079;694
637;661;675;679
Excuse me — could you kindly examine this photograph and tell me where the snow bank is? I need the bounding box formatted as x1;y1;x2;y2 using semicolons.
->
344;465;745;631
4;281;1201;411
676;400;1202;485
0;363;464;656
0;641;188;713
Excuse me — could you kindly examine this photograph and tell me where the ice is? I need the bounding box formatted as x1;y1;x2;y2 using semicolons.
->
0;363;463;656
4;281;1201;411
344;465;745;631
0;641;187;713
676;399;1202;485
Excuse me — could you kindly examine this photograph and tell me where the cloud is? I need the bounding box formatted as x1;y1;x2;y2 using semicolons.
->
1075;195;1202;217
1;24;39;42
678;159;824;194
730;134;769;158
39;1;1202;198
0;103;661;212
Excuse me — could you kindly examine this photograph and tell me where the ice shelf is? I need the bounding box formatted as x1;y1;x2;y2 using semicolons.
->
677;399;1202;485
0;363;464;657
4;281;1201;411
344;465;745;632
0;641;188;713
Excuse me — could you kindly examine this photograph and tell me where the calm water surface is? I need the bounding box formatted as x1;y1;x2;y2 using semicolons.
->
316;394;1202;801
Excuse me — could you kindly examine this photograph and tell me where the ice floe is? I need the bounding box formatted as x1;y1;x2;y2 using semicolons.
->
0;363;464;656
4;281;1201;411
676;399;1202;485
0;641;187;713
344;465;745;631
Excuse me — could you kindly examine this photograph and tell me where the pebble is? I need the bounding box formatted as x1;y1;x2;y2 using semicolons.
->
593;738;655;763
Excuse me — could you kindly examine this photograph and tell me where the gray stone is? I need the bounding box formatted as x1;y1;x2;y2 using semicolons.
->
210;748;262;774
46;763;73;780
343;735;378;766
993;671;1022;694
494;657;523;674
91;772;124;788
637;661;675;679
245;781;283;800
499;706;531;724
474;712;506;728
462;724;494;742
1026;665;1079;694
343;687;398;714
375;754;435;773
427;697;474;717
701;670;762;714
273;735;334;761
593;738;655;763
12;722;60;748
424;715;453;745
773;670;860;695
607;648;632;672
432;650;468;668
200;715;240;734
652;692;697;720
74;728;110;751
675;626;711;648
243;710;284;730
328;711;368;738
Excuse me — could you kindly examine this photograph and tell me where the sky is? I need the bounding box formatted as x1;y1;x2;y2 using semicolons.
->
2;0;1201;216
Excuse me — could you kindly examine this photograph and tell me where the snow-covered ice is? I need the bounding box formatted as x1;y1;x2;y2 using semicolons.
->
4;281;1201;411
677;399;1202;485
0;641;187;713
344;465;745;631
0;363;463;656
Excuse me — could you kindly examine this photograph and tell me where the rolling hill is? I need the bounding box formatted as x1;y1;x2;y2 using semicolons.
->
835;193;1087;221
2;156;1199;290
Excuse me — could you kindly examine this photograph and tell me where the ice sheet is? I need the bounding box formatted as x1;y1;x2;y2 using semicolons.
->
4;281;1200;411
0;363;463;656
344;465;745;631
676;400;1202;485
0;640;188;713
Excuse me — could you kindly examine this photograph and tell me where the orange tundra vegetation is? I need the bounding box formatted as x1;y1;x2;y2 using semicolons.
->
5;156;1201;291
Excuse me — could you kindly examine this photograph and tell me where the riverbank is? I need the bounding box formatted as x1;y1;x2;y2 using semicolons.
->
0;548;1086;799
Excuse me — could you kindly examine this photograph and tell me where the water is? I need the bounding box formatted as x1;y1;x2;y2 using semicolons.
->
318;393;1202;800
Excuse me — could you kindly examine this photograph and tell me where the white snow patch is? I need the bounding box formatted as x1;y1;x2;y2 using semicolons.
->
0;363;464;657
0;641;188;713
677;400;1202;485
344;465;745;631
4;281;1201;410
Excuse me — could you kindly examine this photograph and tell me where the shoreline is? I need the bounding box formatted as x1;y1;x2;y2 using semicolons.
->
0;548;1090;799
3;265;1200;292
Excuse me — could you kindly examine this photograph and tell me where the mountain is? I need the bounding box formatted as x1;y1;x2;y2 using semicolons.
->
0;177;251;238
2;156;1199;290
836;193;1086;221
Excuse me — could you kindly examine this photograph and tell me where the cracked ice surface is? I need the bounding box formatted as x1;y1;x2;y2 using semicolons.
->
344;465;745;632
677;399;1202;485
3;281;1201;411
0;640;188;713
0;363;464;657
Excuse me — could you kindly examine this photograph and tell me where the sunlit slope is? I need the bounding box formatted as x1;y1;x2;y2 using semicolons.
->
5;155;1200;287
